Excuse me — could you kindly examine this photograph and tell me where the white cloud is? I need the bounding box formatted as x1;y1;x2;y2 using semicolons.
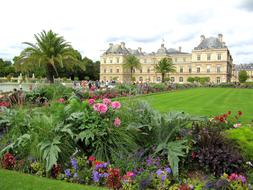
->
0;0;253;63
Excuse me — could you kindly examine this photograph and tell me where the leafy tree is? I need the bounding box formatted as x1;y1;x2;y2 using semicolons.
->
187;77;195;83
123;55;141;82
14;30;84;83
238;70;249;83
0;59;16;77
155;57;176;82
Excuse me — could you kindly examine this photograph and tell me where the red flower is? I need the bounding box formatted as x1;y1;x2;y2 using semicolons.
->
223;114;228;118
228;111;231;115
95;161;103;166
214;116;219;121
191;152;197;159
107;168;121;189
219;117;225;122
238;111;242;116
2;152;16;169
88;155;96;162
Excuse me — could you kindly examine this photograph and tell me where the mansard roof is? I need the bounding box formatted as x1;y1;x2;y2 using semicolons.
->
194;37;227;50
235;63;253;71
104;43;129;55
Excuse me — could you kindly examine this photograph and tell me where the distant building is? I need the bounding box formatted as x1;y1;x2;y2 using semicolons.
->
100;34;233;83
234;63;253;82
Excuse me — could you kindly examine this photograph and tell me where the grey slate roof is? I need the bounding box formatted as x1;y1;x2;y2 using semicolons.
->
235;63;253;71
104;44;129;55
104;42;189;56
194;37;227;50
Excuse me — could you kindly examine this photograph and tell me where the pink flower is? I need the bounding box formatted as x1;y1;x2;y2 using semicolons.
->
126;171;135;177
58;98;65;103
114;117;121;127
93;103;108;114
103;98;111;105
88;99;95;105
229;173;238;181
233;123;241;128
111;101;121;109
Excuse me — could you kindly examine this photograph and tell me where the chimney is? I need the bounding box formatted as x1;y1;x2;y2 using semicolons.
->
178;46;182;52
138;47;142;53
200;35;205;42
109;43;113;48
120;42;125;49
218;34;223;42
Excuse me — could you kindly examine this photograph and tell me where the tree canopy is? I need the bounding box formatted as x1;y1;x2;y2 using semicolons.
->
155;57;176;82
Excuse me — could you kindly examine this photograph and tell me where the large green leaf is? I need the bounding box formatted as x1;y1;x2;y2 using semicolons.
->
38;136;61;172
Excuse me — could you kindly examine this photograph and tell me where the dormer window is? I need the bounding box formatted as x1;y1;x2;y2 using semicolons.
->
197;55;201;61
217;54;221;60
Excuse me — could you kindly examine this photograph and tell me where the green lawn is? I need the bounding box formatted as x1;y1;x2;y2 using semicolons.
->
0;169;106;190
137;88;253;124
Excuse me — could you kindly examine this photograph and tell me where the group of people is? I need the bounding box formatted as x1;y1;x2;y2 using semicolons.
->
73;80;117;91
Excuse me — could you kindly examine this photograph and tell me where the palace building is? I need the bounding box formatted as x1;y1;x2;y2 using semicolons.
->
100;34;233;83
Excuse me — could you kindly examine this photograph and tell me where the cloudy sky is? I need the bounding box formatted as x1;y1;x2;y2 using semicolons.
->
1;0;253;64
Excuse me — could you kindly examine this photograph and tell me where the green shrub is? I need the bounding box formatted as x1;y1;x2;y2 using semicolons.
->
225;126;253;160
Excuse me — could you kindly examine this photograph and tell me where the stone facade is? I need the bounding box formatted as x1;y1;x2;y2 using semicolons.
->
100;34;233;83
234;63;253;82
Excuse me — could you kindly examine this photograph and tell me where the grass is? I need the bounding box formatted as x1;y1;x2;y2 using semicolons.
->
136;88;253;124
0;169;107;190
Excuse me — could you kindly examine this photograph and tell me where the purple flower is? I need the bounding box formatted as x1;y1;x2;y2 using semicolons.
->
73;173;78;178
146;157;152;166
156;169;163;176
190;184;194;189
165;167;172;174
64;169;71;178
161;175;166;181
238;175;247;184
92;170;100;182
102;172;109;178
70;158;78;170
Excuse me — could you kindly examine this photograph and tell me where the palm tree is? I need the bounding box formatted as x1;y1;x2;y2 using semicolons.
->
123;55;141;82
155;57;176;82
15;30;84;83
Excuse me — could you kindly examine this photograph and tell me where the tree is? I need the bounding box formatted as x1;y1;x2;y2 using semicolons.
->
187;77;195;83
155;57;176;82
123;55;141;82
238;70;249;83
14;30;84;83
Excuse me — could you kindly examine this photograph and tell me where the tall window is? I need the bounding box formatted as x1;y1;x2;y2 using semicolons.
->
197;55;201;61
217;54;221;60
171;77;175;82
110;68;113;73
180;67;183;73
189;66;192;73
179;77;183;82
217;65;221;73
216;77;221;84
207;65;211;73
197;66;201;73
103;59;106;63
110;59;113;63
140;69;142;73
183;58;186;62
116;68;119;73
147;68;150;73
116;58;119;63
104;68;106;73
139;77;143;81
207;54;211;61
157;77;161;82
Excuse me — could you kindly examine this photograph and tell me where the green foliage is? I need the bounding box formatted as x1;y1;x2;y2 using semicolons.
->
225;126;253;160
123;55;141;80
239;70;249;83
14;30;84;83
155;58;176;82
38;136;61;172
187;77;195;83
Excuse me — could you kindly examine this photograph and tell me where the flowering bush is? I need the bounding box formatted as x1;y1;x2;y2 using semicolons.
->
107;168;121;189
210;111;243;129
0;101;10;108
1;152;16;169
